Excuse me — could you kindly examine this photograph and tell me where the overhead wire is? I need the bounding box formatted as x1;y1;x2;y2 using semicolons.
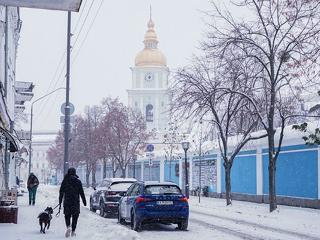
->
34;0;96;122
36;0;104;127
72;0;105;65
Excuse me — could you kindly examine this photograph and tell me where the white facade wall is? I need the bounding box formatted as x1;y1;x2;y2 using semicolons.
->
128;66;170;132
0;6;21;190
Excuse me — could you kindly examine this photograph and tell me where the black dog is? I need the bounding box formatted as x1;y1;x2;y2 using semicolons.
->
38;207;53;234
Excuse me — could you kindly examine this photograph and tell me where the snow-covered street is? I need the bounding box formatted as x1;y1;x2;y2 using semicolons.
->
1;186;320;240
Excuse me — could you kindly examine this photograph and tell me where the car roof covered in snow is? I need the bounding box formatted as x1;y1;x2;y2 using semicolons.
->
102;177;137;183
143;181;179;187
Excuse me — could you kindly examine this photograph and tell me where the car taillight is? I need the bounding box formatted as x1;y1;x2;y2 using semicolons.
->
180;197;188;203
135;196;151;204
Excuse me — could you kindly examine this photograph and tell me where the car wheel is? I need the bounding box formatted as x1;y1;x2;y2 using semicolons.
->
131;210;141;232
99;201;105;218
90;199;96;212
118;207;125;224
178;219;188;231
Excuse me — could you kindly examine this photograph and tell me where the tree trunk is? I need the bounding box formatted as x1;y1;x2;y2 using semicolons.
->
85;170;90;188
103;159;107;179
91;164;96;187
224;162;232;206
268;134;277;212
112;159;116;177
268;159;277;212
121;168;126;178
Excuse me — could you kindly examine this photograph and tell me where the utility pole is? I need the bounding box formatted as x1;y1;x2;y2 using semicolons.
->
63;11;72;175
3;6;9;190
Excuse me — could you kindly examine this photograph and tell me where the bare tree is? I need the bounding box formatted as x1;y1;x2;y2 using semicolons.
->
204;0;320;211
173;54;266;205
84;105;104;187
47;130;64;171
101;98;150;178
163;119;183;181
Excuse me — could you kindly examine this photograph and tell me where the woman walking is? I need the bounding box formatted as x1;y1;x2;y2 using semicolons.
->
27;173;39;205
59;167;86;238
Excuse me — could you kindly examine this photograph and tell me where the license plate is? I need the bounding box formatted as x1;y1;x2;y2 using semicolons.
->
157;201;173;205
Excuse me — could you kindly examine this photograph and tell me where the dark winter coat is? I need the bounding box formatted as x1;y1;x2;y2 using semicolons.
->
59;174;86;215
27;174;39;189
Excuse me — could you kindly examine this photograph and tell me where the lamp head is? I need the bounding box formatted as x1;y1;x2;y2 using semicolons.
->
181;141;190;151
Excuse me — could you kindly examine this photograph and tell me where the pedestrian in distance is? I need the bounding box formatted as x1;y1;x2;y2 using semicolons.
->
27;173;39;205
59;167;86;238
16;176;20;186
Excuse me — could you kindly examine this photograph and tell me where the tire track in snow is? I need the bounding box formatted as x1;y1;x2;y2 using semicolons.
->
190;218;264;240
191;209;320;240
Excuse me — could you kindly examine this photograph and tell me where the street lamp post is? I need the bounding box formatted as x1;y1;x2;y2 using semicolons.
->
133;154;137;178
28;88;65;175
181;141;190;199
199;119;203;203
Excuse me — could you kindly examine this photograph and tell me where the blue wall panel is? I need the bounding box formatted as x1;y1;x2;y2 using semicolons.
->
263;150;318;198
221;155;257;194
164;160;179;185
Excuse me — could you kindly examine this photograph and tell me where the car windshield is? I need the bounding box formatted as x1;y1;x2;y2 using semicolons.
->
109;182;134;191
144;185;181;195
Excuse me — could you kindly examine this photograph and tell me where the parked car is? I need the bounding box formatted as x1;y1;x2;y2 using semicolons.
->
90;178;136;217
118;181;189;232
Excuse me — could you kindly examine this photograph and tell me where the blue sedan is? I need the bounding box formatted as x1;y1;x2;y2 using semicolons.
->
118;181;189;232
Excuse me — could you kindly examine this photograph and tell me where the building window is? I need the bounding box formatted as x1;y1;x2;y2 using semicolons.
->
135;102;138;108
146;104;154;122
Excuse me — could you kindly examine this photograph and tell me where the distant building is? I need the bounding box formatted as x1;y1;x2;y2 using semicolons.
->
127;14;170;134
19;131;57;184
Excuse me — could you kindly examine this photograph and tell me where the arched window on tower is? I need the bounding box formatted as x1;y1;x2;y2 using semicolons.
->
146;104;154;122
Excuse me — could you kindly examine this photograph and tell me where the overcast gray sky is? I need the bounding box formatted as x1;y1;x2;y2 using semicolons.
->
16;0;214;132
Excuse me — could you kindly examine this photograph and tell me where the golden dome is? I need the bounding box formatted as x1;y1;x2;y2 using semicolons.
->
135;17;166;67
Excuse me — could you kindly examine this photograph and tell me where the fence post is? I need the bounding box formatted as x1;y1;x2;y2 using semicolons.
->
256;147;263;196
160;158;165;182
179;157;182;189
318;146;320;200
216;151;221;194
189;156;193;191
141;161;144;181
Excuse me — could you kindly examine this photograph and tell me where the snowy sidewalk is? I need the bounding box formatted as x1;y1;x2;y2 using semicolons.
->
188;196;320;240
0;186;139;240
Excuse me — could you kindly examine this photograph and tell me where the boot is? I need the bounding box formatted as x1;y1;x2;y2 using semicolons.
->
71;231;76;237
65;227;71;238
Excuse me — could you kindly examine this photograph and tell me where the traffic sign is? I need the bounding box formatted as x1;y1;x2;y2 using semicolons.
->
61;102;75;115
146;144;154;152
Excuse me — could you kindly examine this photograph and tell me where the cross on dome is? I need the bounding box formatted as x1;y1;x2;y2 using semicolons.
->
134;7;167;67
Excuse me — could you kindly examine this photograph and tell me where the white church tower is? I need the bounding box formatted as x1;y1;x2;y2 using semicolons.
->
128;13;170;134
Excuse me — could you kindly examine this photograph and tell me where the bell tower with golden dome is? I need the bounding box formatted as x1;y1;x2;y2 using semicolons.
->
128;11;170;134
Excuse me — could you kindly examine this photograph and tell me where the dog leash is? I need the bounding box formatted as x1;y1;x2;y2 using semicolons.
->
53;204;60;210
53;203;61;217
55;208;61;217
